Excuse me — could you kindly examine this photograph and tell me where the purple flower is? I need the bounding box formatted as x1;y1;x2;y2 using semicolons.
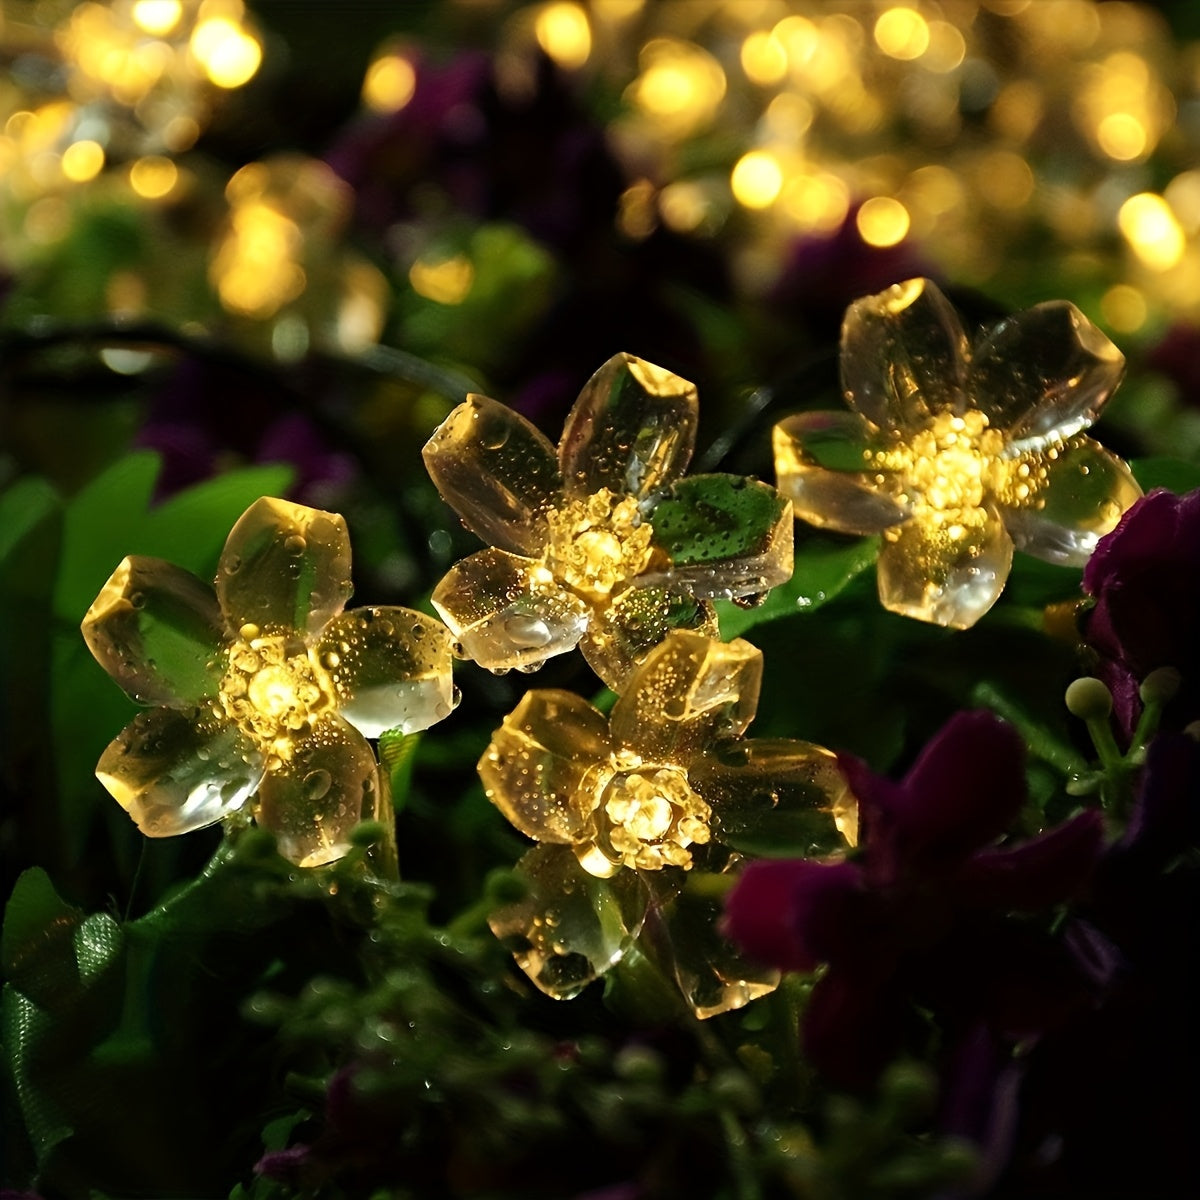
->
1146;321;1200;406
136;356;355;504
326;52;624;258
723;712;1103;1089
1082;487;1200;738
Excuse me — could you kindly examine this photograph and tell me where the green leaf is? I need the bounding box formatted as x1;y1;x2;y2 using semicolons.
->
1;868;83;1006
52;451;160;622
650;474;789;567
716;534;879;639
1131;456;1200;494
0;476;61;568
139;464;293;575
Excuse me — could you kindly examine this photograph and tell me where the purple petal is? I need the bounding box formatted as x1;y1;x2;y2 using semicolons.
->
1119;731;1200;863
846;712;1027;876
802;968;908;1090
957;810;1104;911
721;859;865;974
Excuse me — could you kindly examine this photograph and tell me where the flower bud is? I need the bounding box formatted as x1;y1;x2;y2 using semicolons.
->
1065;676;1114;721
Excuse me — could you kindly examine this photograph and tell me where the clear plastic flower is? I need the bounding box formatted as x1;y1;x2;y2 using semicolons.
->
82;497;456;866
423;352;793;688
774;278;1142;629
481;629;857;1017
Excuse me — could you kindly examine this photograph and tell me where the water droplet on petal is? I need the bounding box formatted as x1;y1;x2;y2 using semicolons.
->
284;534;307;556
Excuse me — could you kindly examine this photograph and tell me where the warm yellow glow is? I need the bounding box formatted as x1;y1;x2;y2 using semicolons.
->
904;164;964;215
976;150;1035;210
764;93;814;139
772;15;820;68
781;172;850;233
131;0;183;36
191;17;262;88
129;155;178;198
1165;170;1200;234
212;202;305;317
220;635;335;763
731;151;784;209
362;54;417;113
990;81;1043;143
857;196;910;246
1097;112;1148;161
630;39;726;135
409;254;475;304
592;0;643;19
1100;284;1147;333
164;115;201;152
658;180;710;233
534;3;591;69
544;490;654;602
923;20;966;72
617;179;657;239
597;765;710;873
741;30;787;85
61;139;105;183
1119;193;1186;271
874;7;930;61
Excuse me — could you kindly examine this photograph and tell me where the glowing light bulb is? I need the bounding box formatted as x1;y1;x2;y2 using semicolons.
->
857;196;910;246
731;151;784;209
409;255;475;305
874;7;930;60
132;0;183;36
535;2;591;70
61;139;105;182
1119;193;1185;271
362;54;416;113
129;155;178;198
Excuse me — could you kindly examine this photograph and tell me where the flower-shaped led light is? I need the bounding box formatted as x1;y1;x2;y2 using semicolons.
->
82;497;456;866
482;629;856;1017
774;278;1142;628
424;353;793;688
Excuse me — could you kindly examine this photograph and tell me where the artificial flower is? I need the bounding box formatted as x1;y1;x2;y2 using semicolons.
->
82;497;456;866
1082;487;1200;739
774;278;1141;628
482;629;856;1017
723;711;1104;1086
424;352;793;687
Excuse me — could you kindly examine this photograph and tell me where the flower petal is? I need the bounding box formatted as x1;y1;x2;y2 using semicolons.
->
958;810;1104;910
610;630;762;764
721;858;866;974
487;844;648;1000
844;710;1028;874
430;547;589;673
580;586;718;691
558;353;698;500
317;607;455;738
999;437;1142;567
96;706;264;837
422;394;562;556
877;504;1013;628
478;689;611;844
82;556;224;706
696;737;858;856
253;714;380;867
841;278;969;430
216;498;353;639
773;413;911;535
642;474;795;597
970;300;1124;444
650;878;780;1018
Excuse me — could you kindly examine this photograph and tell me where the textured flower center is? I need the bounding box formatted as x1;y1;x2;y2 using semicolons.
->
543;488;655;603
584;763;711;875
218;626;336;761
873;410;1006;536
